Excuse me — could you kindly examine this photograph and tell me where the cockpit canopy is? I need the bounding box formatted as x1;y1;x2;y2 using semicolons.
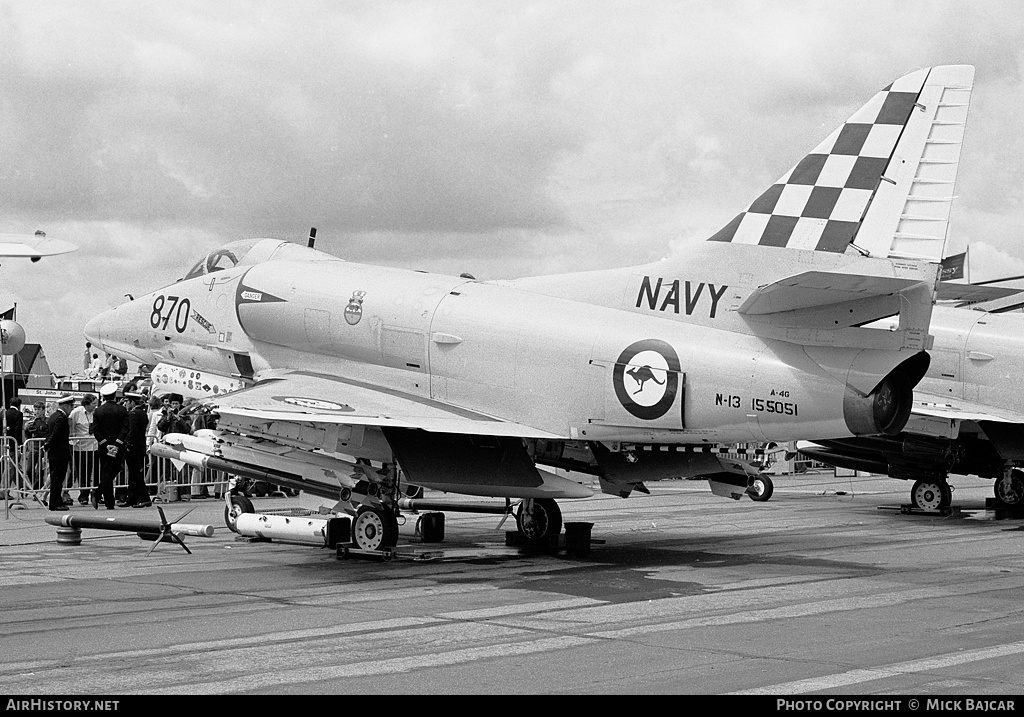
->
181;239;263;282
179;238;345;283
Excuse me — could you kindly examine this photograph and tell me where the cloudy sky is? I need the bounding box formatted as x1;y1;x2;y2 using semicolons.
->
1;1;1022;376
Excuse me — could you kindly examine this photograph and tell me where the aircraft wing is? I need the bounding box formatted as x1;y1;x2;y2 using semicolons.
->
208;370;563;439
936;281;1024;304
912;392;1024;424
0;232;77;258
962;291;1024;314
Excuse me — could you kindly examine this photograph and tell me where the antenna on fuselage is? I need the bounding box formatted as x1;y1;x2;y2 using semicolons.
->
307;227;317;249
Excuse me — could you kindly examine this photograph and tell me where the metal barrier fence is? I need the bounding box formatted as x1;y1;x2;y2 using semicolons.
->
2;434;232;514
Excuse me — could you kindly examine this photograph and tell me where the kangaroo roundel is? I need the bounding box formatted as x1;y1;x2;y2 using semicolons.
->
613;339;680;420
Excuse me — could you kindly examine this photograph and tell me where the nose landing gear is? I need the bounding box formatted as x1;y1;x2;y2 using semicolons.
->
747;475;774;502
516;498;562;546
994;468;1024;509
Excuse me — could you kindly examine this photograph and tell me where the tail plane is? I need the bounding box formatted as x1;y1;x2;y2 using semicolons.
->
709;65;974;262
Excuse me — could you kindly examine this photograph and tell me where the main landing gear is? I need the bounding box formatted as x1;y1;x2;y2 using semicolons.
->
331;482;401;552
351;505;399;552
910;478;952;511
223;476;402;553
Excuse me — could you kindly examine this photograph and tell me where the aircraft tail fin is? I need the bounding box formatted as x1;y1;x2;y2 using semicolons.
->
708;65;974;262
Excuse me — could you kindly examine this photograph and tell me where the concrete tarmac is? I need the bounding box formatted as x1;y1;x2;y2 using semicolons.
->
1;472;1023;696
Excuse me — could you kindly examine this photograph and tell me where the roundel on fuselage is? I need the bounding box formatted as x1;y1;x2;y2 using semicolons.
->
613;339;680;420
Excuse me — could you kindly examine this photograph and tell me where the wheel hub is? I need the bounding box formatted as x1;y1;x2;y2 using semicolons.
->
353;510;389;551
996;471;1024;507
911;479;949;511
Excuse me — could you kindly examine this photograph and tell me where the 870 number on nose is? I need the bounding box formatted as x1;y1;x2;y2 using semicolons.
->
150;295;191;333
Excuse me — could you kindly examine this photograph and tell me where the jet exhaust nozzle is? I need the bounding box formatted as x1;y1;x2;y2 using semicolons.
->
843;370;914;437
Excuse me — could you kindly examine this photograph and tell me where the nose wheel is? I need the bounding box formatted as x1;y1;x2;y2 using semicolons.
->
747;476;774;502
994;469;1024;508
224;495;255;532
515;498;562;545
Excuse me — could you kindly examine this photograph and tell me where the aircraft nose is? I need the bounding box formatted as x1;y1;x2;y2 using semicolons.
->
83;310;107;349
83;300;158;366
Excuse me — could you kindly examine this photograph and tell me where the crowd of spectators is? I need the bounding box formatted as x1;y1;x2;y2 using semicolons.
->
82;341;128;381
2;375;226;505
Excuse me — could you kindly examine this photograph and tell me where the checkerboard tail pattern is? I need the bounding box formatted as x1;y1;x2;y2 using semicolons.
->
709;66;974;259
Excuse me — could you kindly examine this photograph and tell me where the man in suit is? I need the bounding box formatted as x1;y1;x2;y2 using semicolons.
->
2;397;24;499
44;394;74;511
4;397;24;447
92;383;129;510
118;391;151;508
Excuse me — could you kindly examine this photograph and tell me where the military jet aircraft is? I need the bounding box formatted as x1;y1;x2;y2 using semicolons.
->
84;65;973;550
799;286;1024;512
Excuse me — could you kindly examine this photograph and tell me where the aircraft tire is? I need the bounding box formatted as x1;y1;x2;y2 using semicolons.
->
352;506;399;551
748;476;774;502
910;479;951;511
994;469;1024;508
224;495;255;532
516;498;562;545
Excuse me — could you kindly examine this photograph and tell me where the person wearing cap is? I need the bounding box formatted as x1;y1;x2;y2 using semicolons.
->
92;383;129;510
44;395;74;511
119;391;151;508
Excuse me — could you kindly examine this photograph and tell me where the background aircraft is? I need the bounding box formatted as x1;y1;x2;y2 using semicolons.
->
84;66;972;550
0;230;78;349
0;230;77;353
0;231;77;263
1;231;77;460
799;278;1024;512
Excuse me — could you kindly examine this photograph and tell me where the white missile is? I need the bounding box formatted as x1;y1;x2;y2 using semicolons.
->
168;523;216;538
233;512;351;548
